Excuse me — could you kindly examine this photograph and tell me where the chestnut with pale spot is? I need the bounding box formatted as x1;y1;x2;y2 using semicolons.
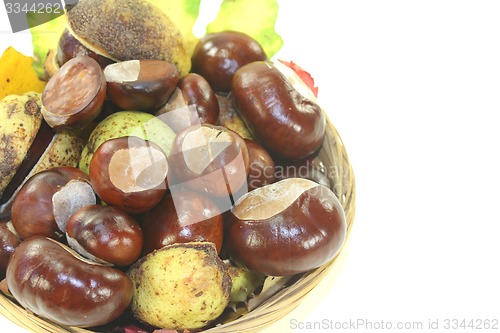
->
89;136;169;214
11;166;96;240
104;59;179;112
225;178;346;276
168;124;249;199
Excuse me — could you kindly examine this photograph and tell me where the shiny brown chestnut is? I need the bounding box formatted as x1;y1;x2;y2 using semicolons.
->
42;56;106;131
225;178;347;276
11;166;96;240
168;124;249;198
66;205;143;266
232;61;326;160
274;154;332;188
156;73;219;132
141;190;223;256
245;139;276;191
191;31;267;93
0;221;21;279
177;73;220;124
104;59;179;112
89;136;169;213
6;236;133;327
57;28;115;68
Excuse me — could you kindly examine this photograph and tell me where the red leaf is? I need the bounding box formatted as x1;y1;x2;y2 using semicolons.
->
278;59;318;97
122;324;150;333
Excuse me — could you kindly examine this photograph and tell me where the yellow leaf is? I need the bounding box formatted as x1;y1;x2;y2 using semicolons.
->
144;0;201;56
0;47;46;100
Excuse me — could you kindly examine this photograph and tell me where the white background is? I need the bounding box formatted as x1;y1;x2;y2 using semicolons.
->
1;1;500;332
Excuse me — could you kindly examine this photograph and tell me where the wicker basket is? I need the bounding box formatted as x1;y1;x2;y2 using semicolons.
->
0;114;356;333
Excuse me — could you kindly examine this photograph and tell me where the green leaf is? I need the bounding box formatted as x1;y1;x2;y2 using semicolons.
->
27;12;67;79
145;0;202;56
206;0;283;58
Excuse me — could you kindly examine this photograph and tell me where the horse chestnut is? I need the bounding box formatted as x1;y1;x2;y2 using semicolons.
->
11;166;96;240
42;56;106;130
168;124;249;199
191;31;267;93
156;73;219;132
66;204;143;266
225;178;346;276
232;61;326;160
6;236;133;327
89;136;169;213
0;221;21;279
141;190;223;255
104;59;179;111
57;28;114;68
245;139;276;191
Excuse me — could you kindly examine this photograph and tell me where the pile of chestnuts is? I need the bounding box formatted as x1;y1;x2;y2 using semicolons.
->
0;2;347;331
